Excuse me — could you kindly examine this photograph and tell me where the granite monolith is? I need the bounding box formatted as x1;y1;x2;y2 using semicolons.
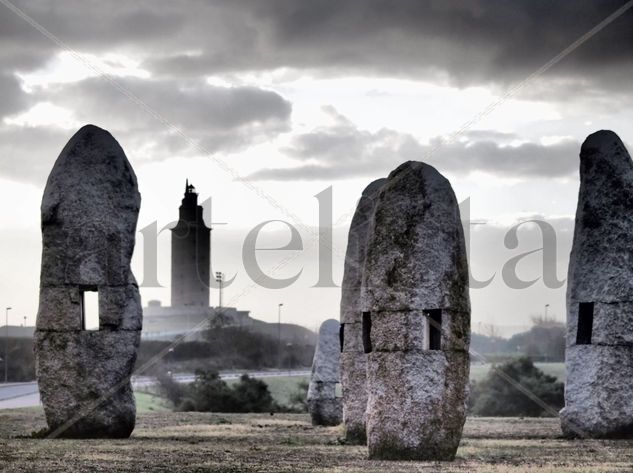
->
307;319;342;426
362;161;470;460
561;130;633;438
340;178;385;444
35;124;142;438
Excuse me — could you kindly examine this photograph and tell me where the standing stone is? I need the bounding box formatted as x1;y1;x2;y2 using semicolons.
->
362;161;470;460
561;130;633;438
35;124;142;438
340;178;386;444
307;319;342;426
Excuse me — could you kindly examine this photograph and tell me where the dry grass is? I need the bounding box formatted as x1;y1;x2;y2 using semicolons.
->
0;409;632;472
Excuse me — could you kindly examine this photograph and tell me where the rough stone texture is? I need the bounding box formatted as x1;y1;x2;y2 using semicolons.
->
307;319;342;426
35;124;142;438
362;161;470;461
341;178;387;324
366;351;469;460
340;178;385;444
561;130;633;438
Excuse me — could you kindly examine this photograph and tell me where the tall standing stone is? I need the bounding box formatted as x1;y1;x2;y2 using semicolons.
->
35;124;142;438
561;130;633;438
362;161;470;460
307;319;342;426
340;178;385;444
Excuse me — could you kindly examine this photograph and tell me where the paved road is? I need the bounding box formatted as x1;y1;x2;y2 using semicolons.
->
0;369;311;410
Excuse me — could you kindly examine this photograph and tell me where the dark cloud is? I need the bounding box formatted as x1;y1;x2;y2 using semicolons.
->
38;77;291;156
0;1;185;72
0;1;629;92
248;108;581;181
0;125;70;185
146;0;633;91
0;77;292;185
0;73;29;117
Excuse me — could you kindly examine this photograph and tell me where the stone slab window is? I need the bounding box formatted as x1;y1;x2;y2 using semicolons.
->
81;290;99;331
362;312;372;353
339;323;345;353
576;302;594;345
424;309;442;350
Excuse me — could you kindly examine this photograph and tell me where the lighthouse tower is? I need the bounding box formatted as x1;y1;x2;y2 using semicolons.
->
170;180;211;307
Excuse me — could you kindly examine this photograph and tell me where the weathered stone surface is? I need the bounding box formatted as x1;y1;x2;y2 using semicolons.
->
307;319;342;426
341;178;387;324
561;345;633;438
366;351;469;460
35;124;142;438
340;179;385;444
362;161;470;461
340;350;367;442
40;125;140;288
561;130;633;438
363;163;469;313
35;331;140;437
566;131;633;303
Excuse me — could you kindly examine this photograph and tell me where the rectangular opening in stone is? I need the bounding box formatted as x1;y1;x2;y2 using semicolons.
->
425;309;442;350
82;290;99;331
576;302;594;345
339;323;345;353
362;311;372;353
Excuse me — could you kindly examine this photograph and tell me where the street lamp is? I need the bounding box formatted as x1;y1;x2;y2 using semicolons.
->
5;307;11;383
278;303;283;367
215;272;223;309
544;303;550;320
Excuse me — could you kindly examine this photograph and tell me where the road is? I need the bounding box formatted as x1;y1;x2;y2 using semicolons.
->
0;369;311;410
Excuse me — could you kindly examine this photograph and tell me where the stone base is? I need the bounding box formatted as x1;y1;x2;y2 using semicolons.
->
341;351;367;444
366;350;469;461
561;345;633;439
308;398;343;426
35;330;140;438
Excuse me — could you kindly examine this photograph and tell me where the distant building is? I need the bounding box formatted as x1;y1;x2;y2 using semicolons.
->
143;181;251;341
143;300;251;340
171;180;211;308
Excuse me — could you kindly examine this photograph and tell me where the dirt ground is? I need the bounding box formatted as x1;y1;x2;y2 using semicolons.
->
1;409;632;472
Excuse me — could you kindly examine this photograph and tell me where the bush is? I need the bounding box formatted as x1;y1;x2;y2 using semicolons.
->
158;369;279;413
0;338;36;382
470;357;564;417
184;370;235;412
229;375;276;413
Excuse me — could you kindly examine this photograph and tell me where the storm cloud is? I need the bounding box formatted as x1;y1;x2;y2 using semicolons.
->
248;107;581;181
0;1;629;91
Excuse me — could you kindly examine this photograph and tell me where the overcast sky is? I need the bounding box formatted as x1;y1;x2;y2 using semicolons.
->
1;0;632;335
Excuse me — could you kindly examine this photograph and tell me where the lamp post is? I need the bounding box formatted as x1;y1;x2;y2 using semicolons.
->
215;272;223;309
278;303;283;367
4;307;11;383
544;303;550;320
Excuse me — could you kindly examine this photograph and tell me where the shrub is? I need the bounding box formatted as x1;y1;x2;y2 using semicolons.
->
158;369;279;413
229;375;276;413
470;357;564;417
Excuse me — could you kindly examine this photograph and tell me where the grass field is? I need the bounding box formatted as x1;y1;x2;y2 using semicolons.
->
0;409;631;472
134;392;172;413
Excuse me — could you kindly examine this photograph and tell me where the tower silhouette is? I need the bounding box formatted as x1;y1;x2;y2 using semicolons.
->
170;180;211;307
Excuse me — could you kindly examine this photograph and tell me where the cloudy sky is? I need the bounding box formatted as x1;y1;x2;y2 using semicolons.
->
1;0;632;335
